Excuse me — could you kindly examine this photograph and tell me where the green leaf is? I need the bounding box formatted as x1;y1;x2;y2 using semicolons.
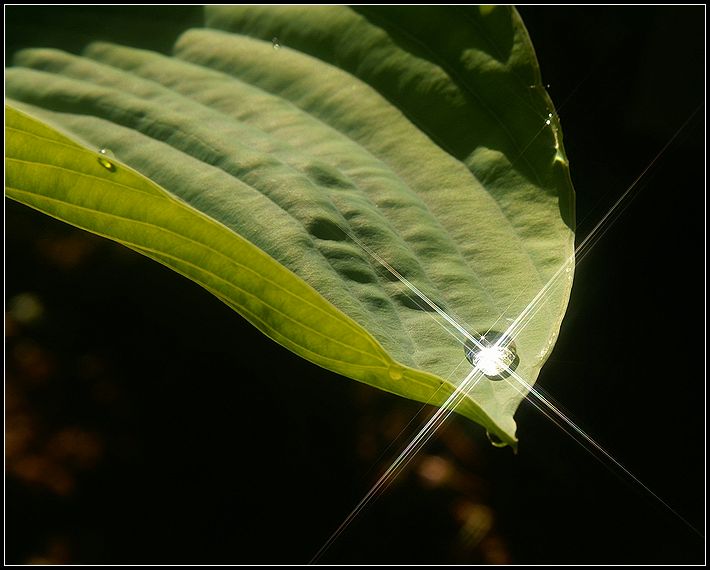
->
4;6;575;448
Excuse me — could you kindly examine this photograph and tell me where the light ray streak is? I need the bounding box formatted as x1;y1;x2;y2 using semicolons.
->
502;368;704;537
573;104;702;266
338;227;488;355
311;108;703;561
359;357;469;482
310;366;488;564
498;104;703;350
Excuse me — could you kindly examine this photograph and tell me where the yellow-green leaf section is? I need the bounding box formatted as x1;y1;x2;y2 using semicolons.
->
5;104;510;445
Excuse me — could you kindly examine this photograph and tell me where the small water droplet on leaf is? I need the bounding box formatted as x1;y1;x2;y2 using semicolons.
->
388;365;404;381
486;430;509;448
97;148;116;172
272;37;281;50
464;331;518;379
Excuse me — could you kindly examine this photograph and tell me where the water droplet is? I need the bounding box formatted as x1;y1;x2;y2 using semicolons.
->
97;148;116;172
545;119;551;126
388;365;404;381
272;37;281;50
464;331;518;380
486;430;509;448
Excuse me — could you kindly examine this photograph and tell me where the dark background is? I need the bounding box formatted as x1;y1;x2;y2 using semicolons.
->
5;6;705;564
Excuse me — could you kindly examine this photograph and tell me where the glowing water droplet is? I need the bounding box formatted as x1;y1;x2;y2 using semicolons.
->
97;148;116;172
486;430;508;448
464;331;518;380
272;37;281;50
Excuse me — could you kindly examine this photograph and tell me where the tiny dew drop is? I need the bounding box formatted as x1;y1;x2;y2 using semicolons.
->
97;148;116;172
388;365;404;381
486;430;509;448
464;331;518;380
272;37;281;50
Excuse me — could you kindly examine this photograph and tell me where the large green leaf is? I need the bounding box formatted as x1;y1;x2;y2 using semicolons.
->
4;6;575;447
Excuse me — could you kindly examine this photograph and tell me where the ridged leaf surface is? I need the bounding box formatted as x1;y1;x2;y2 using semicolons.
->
5;6;575;446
